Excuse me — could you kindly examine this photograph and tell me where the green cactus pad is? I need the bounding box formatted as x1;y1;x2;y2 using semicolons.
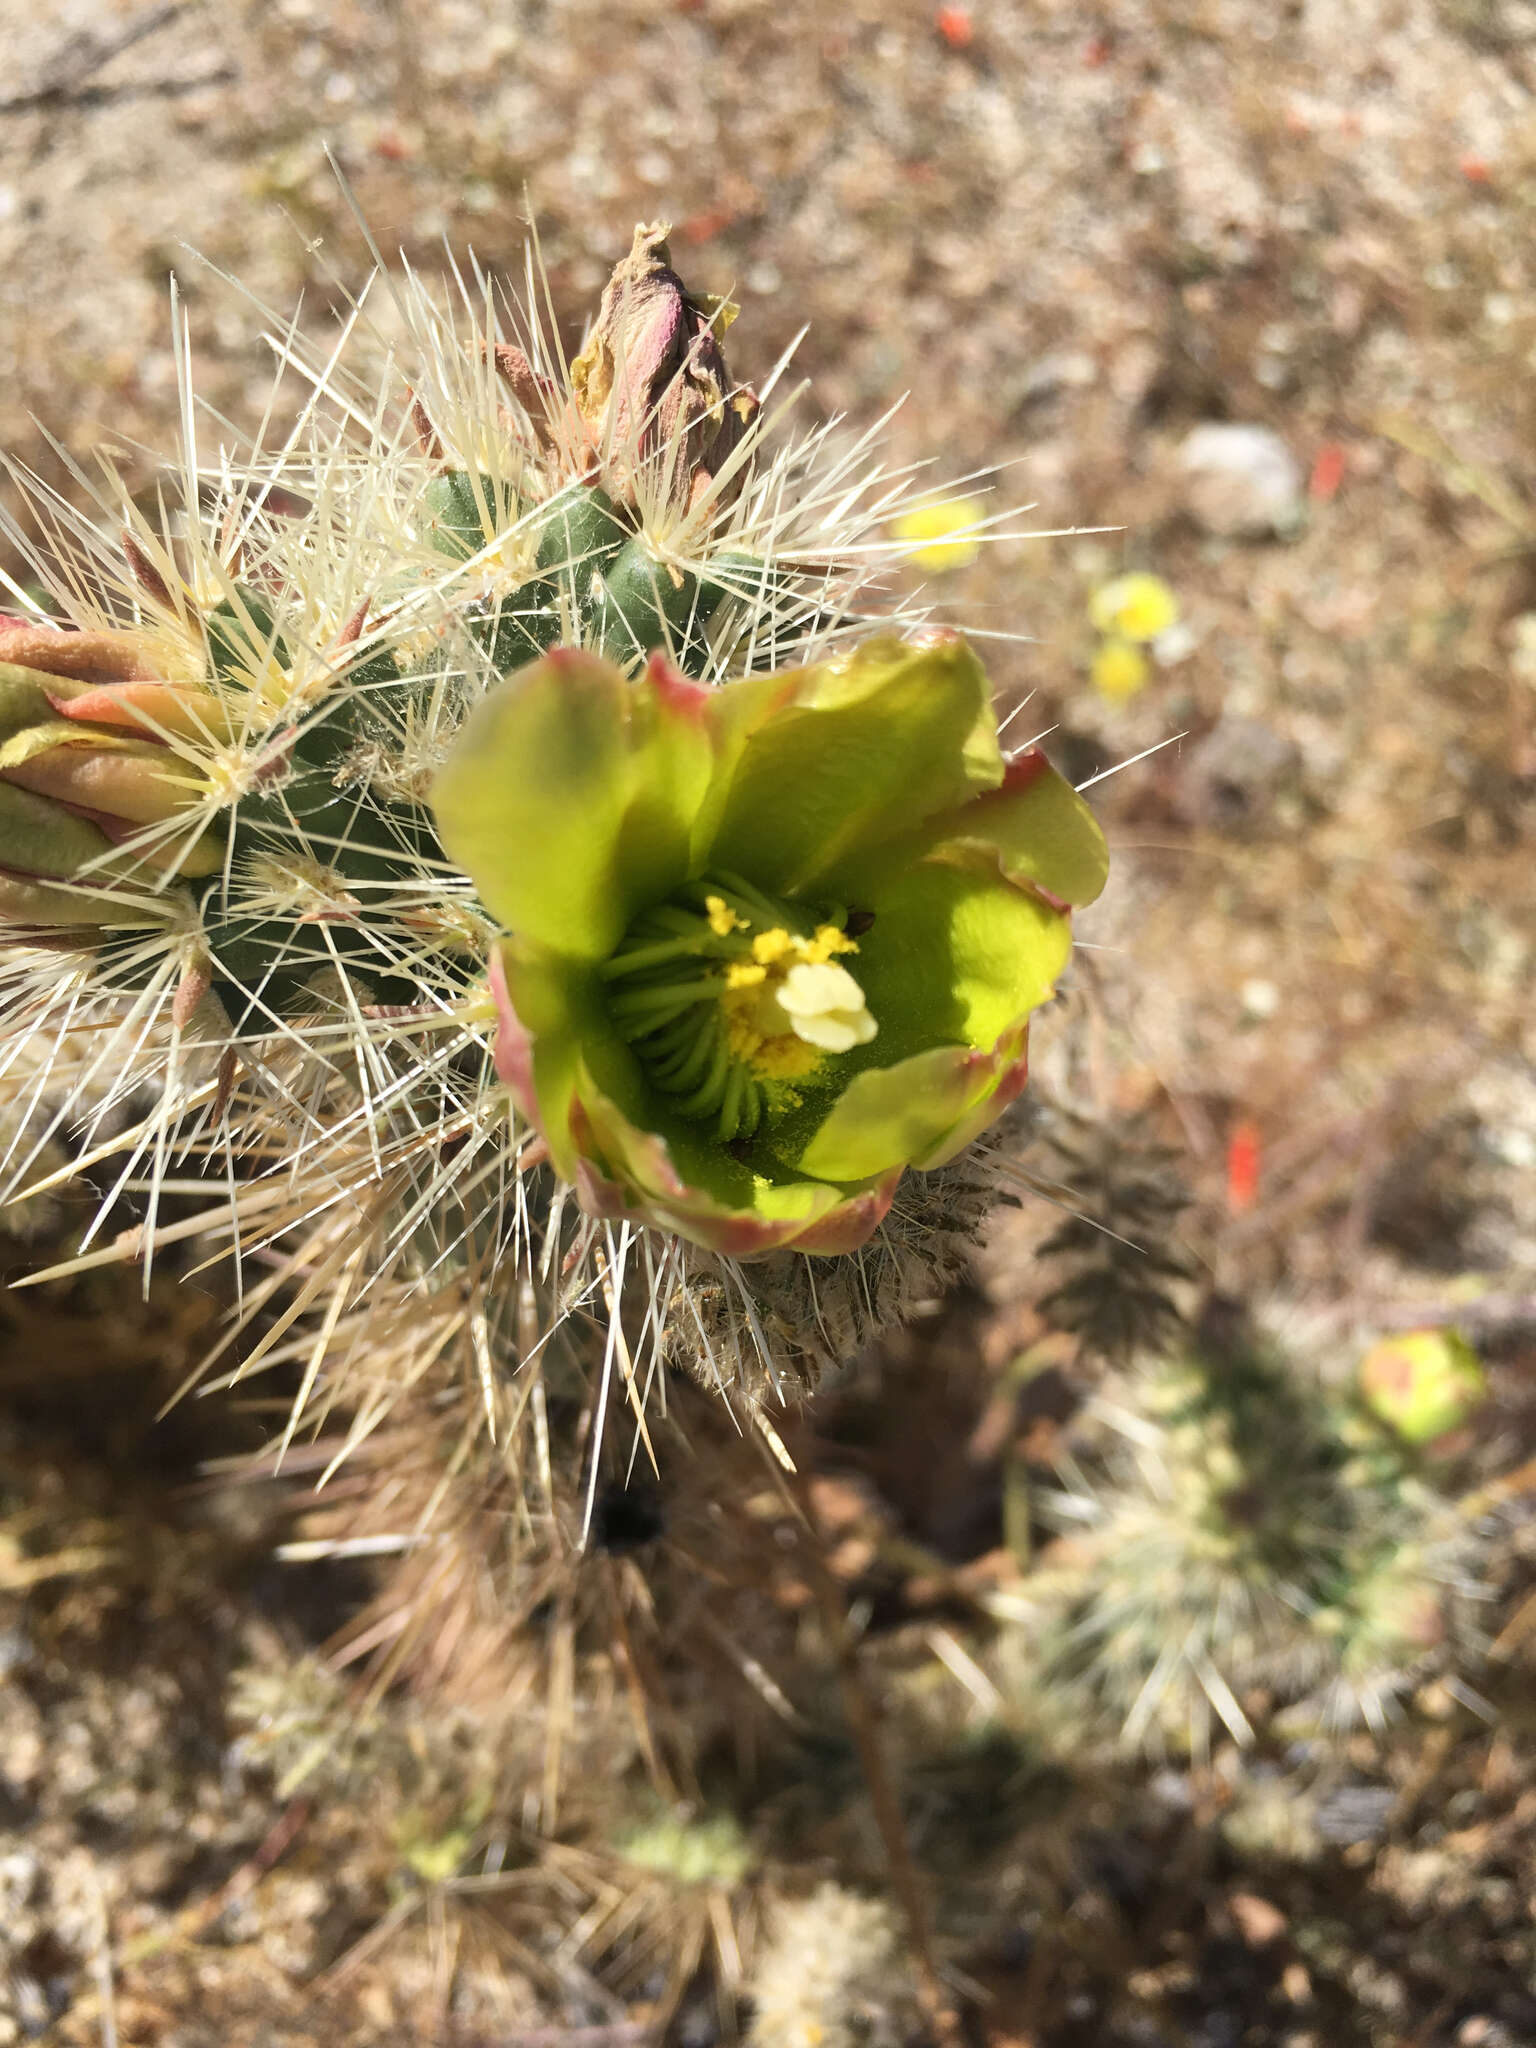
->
421;471;505;561
464;585;560;675
198;684;440;1032
590;539;708;665
533;485;627;580
205;592;290;686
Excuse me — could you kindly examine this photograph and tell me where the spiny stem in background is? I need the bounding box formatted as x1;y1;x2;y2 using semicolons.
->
1009;1300;1498;1755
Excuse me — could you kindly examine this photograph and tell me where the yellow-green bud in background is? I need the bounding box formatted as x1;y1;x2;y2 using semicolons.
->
1358;1327;1486;1447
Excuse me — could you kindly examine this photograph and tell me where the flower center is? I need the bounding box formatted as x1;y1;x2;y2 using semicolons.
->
600;873;877;1143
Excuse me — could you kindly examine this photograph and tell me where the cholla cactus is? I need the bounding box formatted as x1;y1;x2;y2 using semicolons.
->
1014;1330;1490;1752
746;1883;919;2048
0;220;1103;1512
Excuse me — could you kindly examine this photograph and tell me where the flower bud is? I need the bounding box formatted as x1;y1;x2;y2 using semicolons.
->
570;222;758;514
0;626;223;888
1358;1327;1485;1447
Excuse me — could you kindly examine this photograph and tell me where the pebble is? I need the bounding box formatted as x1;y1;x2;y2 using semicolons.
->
1176;717;1302;835
1314;1783;1395;1844
1180;422;1304;538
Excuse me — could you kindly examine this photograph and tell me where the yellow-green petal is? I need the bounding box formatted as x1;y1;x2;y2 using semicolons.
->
926;752;1109;907
848;855;1073;1065
494;937;605;1179
703;636;1004;897
836;750;1108;913
569;1069;895;1258
798;1040;1013;1181
432;650;716;962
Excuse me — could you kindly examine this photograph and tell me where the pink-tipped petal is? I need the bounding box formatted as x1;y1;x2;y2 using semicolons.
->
786;1174;903;1255
911;1031;1031;1170
487;947;539;1118
46;681;231;744
644;648;712;720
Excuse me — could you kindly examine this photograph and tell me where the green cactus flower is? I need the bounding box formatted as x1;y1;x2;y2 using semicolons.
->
431;633;1108;1257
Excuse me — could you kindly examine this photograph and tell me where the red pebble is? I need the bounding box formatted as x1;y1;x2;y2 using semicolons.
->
936;6;974;48
680;207;734;244
1226;1120;1262;1214
1309;442;1346;502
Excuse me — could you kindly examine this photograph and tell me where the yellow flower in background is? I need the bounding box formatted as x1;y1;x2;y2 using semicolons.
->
1089;571;1180;643
891;495;986;571
1090;635;1150;704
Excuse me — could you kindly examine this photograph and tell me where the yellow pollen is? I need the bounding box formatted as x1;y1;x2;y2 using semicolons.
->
717;921;875;1081
706;893;745;936
808;922;857;962
722;998;825;1081
748;922;858;971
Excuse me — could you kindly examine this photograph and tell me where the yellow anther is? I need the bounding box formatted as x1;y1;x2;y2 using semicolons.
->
706;893;746;937
750;923;856;970
807;922;857;963
721;946;877;1079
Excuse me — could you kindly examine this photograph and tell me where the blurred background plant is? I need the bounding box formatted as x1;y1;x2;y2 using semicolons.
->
2;3;1536;2044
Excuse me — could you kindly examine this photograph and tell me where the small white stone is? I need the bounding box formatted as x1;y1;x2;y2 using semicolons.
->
1180;422;1303;539
1490;1127;1536;1170
1153;620;1198;667
1508;612;1536;685
1240;978;1281;1020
